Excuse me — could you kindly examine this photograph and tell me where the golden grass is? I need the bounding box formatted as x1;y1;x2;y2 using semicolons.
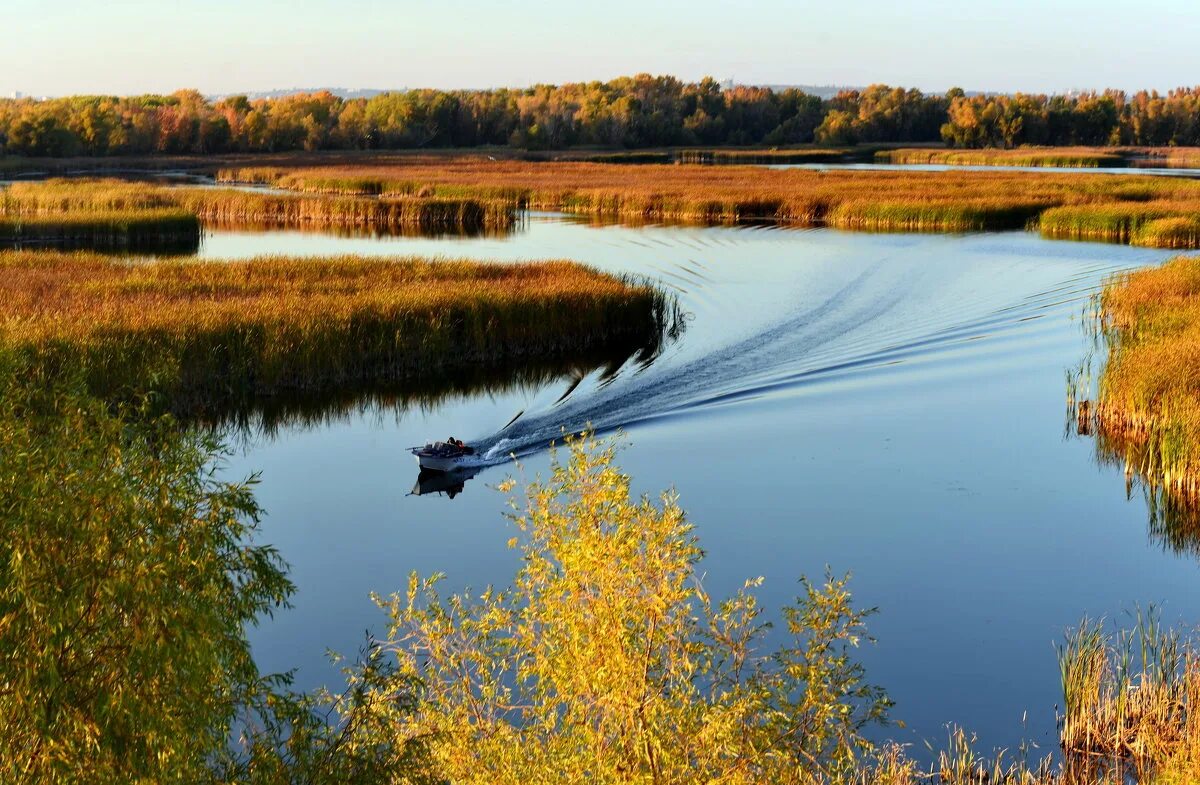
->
877;147;1127;168
1055;615;1200;784
216;158;1200;240
11;159;1200;245
0;250;670;411
1079;256;1200;501
1135;147;1200;169
1;178;516;234
677;148;849;164
0;209;200;251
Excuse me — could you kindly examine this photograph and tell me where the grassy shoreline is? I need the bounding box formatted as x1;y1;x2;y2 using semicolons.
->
0;208;200;251
9;160;1200;249
877;147;1128;167
1078;256;1200;504
0;178;517;235
216;159;1200;245
0;251;672;412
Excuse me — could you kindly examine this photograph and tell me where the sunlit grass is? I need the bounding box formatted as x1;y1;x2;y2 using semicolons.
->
0;208;200;251
878;147;1127;167
1;178;516;234
1040;202;1200;247
1081;255;1200;501
0;250;671;410
1056;611;1200;784
677;148;848;164
217;159;1200;240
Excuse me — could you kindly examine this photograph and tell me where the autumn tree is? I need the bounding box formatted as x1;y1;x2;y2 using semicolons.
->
353;433;892;784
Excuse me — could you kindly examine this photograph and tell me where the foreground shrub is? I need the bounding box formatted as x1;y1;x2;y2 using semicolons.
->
0;358;293;781
0;356;430;783
352;433;892;784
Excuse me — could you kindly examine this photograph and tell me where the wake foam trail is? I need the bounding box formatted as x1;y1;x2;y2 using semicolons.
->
468;261;911;460
468;249;1135;465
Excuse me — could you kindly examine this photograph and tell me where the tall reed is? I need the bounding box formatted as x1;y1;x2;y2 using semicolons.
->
1;178;517;234
0;209;200;251
877;147;1127;168
0;251;673;413
215;159;1200;243
1077;255;1200;504
1056;611;1199;784
677;148;848;164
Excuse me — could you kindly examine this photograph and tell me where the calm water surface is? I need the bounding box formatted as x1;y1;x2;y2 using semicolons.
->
199;217;1194;756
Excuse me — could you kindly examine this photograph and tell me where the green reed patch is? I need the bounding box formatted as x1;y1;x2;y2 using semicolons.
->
827;198;1049;232
1039;202;1200;247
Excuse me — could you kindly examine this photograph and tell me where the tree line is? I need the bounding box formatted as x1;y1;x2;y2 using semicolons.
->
4;75;1200;156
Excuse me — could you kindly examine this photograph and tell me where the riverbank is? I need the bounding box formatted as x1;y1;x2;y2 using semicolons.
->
0;208;200;251
215;158;1200;245
1;178;516;235
1081;255;1200;503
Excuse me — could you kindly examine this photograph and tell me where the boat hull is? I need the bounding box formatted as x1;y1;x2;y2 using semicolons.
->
414;453;477;473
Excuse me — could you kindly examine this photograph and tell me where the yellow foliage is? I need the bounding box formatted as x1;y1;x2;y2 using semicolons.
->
356;433;891;785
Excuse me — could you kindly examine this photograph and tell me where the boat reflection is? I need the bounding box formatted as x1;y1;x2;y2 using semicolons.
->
409;467;483;500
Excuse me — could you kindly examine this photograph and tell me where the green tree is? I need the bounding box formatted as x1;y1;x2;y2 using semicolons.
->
0;361;291;781
815;109;858;146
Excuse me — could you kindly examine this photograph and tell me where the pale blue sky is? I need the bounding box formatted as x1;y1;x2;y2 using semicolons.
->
4;0;1198;97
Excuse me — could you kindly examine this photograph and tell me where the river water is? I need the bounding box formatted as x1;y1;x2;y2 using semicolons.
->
196;215;1194;757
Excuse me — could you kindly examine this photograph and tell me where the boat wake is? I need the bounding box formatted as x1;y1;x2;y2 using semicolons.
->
465;238;1140;466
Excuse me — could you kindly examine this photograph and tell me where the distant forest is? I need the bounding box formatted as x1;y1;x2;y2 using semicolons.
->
4;75;1200;156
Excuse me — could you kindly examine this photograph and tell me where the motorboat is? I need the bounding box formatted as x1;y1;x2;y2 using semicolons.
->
411;437;481;473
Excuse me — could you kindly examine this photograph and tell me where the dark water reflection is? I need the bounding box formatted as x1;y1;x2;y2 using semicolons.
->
200;215;520;242
1077;423;1200;557
410;467;483;499
1066;321;1200;556
186;346;661;439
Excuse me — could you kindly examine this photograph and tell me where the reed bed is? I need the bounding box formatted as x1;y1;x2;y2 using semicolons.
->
0;251;672;412
826;197;1050;232
0;209;200;251
1;178;517;234
851;615;1200;784
1135;147;1200;169
1078;255;1200;502
677;148;849;164
216;158;1200;240
178;189;515;233
584;151;674;164
1055;613;1200;783
877;147;1128;168
1039;203;1174;244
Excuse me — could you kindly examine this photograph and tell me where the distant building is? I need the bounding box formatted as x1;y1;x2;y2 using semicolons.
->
10;91;22;99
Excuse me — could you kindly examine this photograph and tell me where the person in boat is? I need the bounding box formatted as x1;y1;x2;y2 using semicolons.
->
444;437;475;455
